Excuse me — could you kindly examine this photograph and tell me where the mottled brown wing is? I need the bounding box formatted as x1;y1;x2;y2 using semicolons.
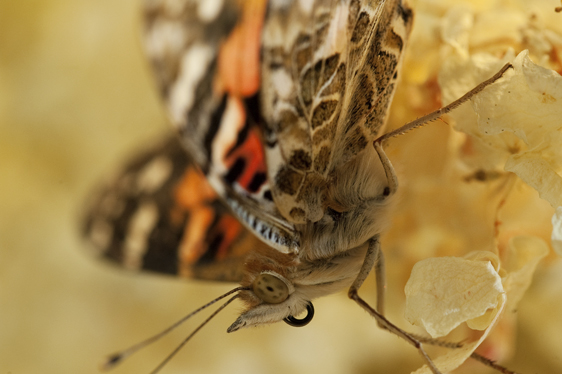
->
261;0;413;223
82;135;270;282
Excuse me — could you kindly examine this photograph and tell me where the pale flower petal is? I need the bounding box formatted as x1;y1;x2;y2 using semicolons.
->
471;51;562;209
404;255;503;338
466;304;500;330
502;236;549;310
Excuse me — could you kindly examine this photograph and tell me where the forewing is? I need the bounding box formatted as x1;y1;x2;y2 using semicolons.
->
82;135;269;282
143;0;299;253
261;0;413;223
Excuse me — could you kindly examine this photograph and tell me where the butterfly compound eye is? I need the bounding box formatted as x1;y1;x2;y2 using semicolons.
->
252;273;290;304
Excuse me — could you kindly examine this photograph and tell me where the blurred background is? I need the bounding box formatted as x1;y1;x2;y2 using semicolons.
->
1;1;561;374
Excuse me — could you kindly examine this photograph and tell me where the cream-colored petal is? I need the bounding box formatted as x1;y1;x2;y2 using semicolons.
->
404;256;503;338
502;236;550;310
470;51;562;209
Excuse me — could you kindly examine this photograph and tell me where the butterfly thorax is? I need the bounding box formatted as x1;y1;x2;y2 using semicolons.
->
295;146;396;261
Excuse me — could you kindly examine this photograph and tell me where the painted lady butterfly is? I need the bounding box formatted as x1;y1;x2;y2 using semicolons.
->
82;0;515;372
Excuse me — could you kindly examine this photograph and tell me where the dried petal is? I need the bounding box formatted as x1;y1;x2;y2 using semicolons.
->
404;255;503;338
471;51;562;209
502;236;549;310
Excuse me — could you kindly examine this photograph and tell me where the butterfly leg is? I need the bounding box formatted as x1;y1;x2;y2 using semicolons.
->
375;62;513;144
373;234;386;318
348;238;442;374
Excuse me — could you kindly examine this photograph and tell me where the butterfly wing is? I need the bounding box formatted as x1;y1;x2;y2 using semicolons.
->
82;135;269;282
260;0;413;223
143;0;299;254
142;0;412;250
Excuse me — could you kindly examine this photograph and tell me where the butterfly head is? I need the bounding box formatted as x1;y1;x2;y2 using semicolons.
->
227;238;369;332
225;244;325;332
228;267;314;332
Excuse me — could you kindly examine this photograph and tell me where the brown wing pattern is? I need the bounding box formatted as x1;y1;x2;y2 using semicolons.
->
261;0;413;224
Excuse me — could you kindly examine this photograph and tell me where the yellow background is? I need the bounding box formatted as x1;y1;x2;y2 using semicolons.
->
1;1;561;373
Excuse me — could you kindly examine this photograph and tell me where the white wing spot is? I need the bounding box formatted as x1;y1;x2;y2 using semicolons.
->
169;43;214;126
271;69;294;99
198;0;223;22
136;156;173;193
123;202;159;270
145;21;186;65
211;96;245;175
314;4;348;59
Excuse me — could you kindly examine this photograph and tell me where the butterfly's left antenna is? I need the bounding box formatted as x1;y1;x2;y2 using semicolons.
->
101;286;249;373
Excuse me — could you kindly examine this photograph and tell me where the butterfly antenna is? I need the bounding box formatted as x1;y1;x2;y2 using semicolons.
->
148;293;241;374
101;286;249;371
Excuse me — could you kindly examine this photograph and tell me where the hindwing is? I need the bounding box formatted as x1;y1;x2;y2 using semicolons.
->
82;135;267;282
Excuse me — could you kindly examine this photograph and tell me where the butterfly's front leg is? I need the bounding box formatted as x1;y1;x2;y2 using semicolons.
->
346;138;398;321
347;237;386;324
348;238;442;374
373;140;399;200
